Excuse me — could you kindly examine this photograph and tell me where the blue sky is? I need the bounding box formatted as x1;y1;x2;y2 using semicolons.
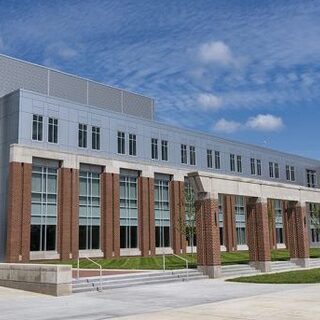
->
1;0;320;158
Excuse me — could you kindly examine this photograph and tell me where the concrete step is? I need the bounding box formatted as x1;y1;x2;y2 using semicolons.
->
221;264;260;277
72;269;207;293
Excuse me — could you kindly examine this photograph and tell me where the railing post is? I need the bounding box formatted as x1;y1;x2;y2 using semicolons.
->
162;253;165;272
77;258;80;279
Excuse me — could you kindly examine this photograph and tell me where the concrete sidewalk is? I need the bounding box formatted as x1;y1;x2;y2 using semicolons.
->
0;278;319;319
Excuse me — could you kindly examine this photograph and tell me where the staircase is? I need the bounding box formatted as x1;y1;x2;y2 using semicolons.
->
308;258;320;268
72;269;208;293
221;264;261;278
270;260;301;272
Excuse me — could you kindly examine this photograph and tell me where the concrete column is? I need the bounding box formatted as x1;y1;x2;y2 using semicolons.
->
246;197;271;272
170;180;186;254
101;172;120;258
6;162;32;262
138;176;155;256
58;168;79;260
195;196;221;278
223;195;237;252
287;202;310;267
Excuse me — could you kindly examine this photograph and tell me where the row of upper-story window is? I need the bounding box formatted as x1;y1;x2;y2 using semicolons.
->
31;114;318;187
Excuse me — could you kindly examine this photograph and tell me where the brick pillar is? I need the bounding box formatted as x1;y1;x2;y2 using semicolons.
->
195;196;221;278
170;180;186;254
58;168;79;260
101;172;120;258
287;202;310;267
138;176;155;256
268;199;276;250
6;162;32;262
223;195;236;252
246;198;271;272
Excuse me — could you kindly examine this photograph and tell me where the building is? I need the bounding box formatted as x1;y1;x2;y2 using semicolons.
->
0;54;319;268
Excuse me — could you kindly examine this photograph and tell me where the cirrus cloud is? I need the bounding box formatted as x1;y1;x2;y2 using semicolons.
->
197;93;223;111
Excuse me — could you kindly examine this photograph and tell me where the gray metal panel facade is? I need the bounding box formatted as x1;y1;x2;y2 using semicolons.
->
0;91;20;260
0;54;154;120
17;89;320;189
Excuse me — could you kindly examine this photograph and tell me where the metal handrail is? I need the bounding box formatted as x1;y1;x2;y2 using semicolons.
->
77;257;103;292
172;253;189;281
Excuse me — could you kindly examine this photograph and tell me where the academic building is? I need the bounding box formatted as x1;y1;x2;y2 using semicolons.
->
1;54;319;275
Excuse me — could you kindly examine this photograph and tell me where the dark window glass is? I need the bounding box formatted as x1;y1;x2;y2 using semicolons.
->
181;144;187;164
30;225;41;251
161;140;168;161
215;151;221;169
151;138;158;159
92;126;100;150
78;123;87;148
117;131;125;154
129;133;137;156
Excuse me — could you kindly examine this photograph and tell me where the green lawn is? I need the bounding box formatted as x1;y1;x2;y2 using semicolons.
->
228;268;320;284
40;248;320;270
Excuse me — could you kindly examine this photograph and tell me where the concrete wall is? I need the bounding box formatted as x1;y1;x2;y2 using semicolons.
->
0;263;72;296
0;91;20;260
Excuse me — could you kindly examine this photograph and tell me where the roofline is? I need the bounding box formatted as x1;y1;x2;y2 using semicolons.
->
0;53;154;102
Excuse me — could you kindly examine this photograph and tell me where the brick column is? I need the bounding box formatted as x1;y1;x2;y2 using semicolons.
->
246;198;271;272
287;202;310;267
195;196;221;278
58;168;79;260
170;180;186;254
101;172;120;258
223;195;236;252
6;162;32;262
138;176;155;256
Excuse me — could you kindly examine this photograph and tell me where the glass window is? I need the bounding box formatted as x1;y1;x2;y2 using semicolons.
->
307;170;317;188
190;146;196;165
78;123;87;148
218;194;224;245
79;170;101;250
286;165;290;181
185;179;196;248
120;174;138;248
235;196;246;245
257;159;262;176
250;158;256;175
48;117;58;144
237;155;242;173
269;162;274;178
274;163;279;178
129;133;137;156
155;178;170;247
181;144;187;164
92;126;100;150
215;151;221;169
151;138;158;159
274;199;284;244
207;149;213;168
117;131;125;154
230;154;235;172
290;166;295;181
30;165;57;251
161;140;168;161
32;114;43;141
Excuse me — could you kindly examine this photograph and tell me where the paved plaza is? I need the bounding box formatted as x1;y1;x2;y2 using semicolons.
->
0;279;319;319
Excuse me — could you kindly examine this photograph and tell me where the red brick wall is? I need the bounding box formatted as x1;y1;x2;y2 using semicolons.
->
267;199;277;250
58;168;79;260
287;202;309;259
170;180;186;254
101;172;120;258
195;198;221;267
138;176;155;256
246;198;271;262
6;162;32;262
223;195;236;251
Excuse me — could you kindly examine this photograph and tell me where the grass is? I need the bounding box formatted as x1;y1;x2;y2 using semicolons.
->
40;248;320;270
228;268;320;284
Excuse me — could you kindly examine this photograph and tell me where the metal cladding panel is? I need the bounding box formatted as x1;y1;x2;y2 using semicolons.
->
49;70;87;104
123;91;153;119
0;55;48;97
88;81;122;113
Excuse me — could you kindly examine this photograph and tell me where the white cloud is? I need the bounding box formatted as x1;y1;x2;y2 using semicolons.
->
198;41;233;65
246;114;284;131
213;118;242;133
197;93;223;111
213;114;284;134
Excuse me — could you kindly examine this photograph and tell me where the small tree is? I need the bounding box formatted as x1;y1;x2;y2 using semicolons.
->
310;203;320;246
177;183;196;254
